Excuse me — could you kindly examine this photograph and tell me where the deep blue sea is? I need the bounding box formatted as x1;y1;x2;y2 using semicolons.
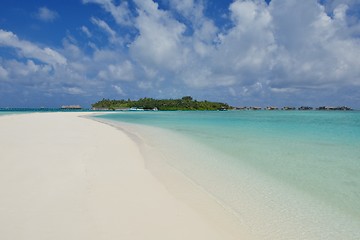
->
96;111;360;239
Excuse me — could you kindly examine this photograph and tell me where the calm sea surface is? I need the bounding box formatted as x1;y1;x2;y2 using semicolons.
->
0;112;17;116
0;111;31;117
97;111;360;239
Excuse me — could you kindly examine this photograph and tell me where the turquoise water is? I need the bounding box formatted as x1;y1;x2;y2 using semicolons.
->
96;111;360;239
0;111;24;117
0;112;14;116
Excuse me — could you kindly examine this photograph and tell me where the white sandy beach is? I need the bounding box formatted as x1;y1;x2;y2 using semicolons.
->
0;112;250;240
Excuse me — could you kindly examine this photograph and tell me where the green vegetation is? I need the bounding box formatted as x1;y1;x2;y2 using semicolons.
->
92;96;231;111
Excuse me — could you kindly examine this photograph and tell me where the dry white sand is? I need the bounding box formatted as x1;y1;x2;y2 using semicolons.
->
0;112;252;240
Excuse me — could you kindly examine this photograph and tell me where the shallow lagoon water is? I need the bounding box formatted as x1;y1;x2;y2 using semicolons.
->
97;111;360;239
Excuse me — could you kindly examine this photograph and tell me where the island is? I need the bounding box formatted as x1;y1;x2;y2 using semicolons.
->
91;97;354;111
92;96;231;111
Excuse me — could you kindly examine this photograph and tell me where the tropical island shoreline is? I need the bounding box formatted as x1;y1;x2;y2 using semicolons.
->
0;96;355;112
91;96;354;111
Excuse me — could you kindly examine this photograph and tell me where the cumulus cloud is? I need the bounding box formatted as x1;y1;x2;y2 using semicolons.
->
81;26;92;37
268;0;360;89
80;0;360;103
98;60;135;81
0;33;96;101
63;87;85;95
211;0;274;82
5;60;51;77
167;0;204;23
0;65;9;80
129;0;187;74
112;84;125;95
2;0;360;107
91;17;118;43
36;7;59;22
83;0;133;26
322;0;359;12
0;29;67;65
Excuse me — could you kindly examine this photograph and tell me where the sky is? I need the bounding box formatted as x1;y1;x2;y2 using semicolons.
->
0;0;360;108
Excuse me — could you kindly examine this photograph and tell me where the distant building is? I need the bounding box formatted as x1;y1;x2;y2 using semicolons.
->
234;107;247;110
298;106;313;110
248;107;262;110
266;106;279;110
317;106;352;111
282;107;296;110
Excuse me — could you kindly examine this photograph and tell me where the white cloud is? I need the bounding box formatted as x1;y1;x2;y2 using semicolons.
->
81;0;360;96
143;0;275;89
112;84;125;95
36;7;59;22
81;26;92;37
322;0;358;12
0;65;8;79
211;0;274;79
91;17;118;43
2;0;360;106
62;38;82;59
168;0;195;13
167;0;205;25
98;60;134;81
63;87;85;95
92;48;118;62
0;59;53;90
83;0;133;26
0;29;67;65
268;0;360;89
7;60;51;77
130;0;188;73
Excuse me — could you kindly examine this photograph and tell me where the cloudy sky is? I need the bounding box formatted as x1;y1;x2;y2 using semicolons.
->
1;0;360;108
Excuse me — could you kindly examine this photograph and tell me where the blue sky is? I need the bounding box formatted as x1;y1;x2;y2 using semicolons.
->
0;0;360;108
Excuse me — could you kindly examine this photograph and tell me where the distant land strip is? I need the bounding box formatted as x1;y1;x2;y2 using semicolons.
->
91;96;354;111
0;97;354;112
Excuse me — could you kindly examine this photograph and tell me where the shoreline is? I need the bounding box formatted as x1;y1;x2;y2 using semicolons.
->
0;112;251;240
88;114;256;238
92;112;360;240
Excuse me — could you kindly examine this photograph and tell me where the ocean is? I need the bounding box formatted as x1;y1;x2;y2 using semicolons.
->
0;111;22;117
97;110;360;239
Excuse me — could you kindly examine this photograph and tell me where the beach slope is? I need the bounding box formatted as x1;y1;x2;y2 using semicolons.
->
0;112;242;240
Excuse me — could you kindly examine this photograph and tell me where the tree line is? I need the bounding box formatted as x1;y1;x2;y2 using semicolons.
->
92;96;231;111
